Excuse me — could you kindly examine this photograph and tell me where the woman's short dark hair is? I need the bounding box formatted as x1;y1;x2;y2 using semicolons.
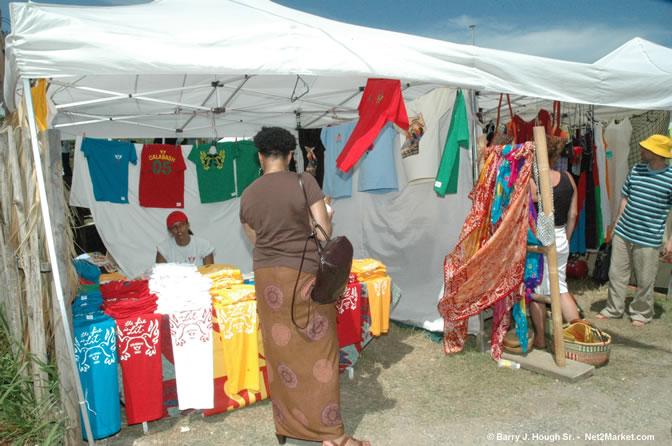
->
254;127;296;158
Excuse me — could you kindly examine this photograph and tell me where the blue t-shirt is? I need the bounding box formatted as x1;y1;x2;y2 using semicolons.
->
73;314;121;440
358;122;399;194
82;138;137;204
321;122;355;199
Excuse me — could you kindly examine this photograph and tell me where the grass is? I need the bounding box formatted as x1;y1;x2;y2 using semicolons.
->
0;310;67;446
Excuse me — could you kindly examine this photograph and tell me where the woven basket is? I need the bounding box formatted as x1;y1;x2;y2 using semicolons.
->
550;320;612;366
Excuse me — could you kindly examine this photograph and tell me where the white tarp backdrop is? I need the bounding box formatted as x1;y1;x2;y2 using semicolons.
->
4;0;672;329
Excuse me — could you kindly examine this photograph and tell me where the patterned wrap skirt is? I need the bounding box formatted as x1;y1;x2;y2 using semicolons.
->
254;266;344;441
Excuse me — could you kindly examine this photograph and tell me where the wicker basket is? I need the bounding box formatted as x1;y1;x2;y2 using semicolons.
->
552;320;612;366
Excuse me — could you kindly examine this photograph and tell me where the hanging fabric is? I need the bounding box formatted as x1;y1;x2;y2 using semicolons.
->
438;141;534;362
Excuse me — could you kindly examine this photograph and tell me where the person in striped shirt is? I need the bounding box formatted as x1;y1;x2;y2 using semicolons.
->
597;134;672;326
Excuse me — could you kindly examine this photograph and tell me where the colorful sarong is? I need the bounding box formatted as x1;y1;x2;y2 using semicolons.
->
438;142;534;361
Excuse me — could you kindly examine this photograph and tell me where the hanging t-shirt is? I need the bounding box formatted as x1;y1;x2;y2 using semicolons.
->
156;236;215;267
115;313;163;425
73;313;121;440
321;121;355;199
605;118;632;223
399;87;456;184
227;140;261;195
188;143;237;203
169;307;214;410
81;137;137;203
357;122;399;194
139;144;187;208
336;78;409;172
434;89;470;196
297;128;326;187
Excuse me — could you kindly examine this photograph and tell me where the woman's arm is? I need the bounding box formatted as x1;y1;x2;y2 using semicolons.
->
156;251;167;263
202;253;214;265
242;222;256;245
566;173;578;241
310;198;333;242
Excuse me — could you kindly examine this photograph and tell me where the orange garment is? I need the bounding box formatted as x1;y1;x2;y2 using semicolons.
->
30;79;48;131
212;286;260;395
99;272;127;283
364;276;391;336
351;258;387;281
199;264;244;290
206;309;269;416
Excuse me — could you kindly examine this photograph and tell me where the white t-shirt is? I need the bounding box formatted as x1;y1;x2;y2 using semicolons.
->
398;87;456;184
604;118;632;223
156;235;214;267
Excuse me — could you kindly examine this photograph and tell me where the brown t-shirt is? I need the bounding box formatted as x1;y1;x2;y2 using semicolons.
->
240;171;324;272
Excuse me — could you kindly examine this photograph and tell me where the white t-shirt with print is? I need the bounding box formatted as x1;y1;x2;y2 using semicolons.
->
157;235;214;267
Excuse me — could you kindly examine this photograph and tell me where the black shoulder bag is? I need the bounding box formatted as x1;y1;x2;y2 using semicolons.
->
291;174;353;328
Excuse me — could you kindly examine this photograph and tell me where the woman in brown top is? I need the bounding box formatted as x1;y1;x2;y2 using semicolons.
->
240;127;370;446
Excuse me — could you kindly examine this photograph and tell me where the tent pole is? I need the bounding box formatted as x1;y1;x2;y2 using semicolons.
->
532;125;566;367
469;89;479;183
22;78;95;444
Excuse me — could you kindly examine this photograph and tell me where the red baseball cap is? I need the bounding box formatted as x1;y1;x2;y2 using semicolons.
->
166;211;188;228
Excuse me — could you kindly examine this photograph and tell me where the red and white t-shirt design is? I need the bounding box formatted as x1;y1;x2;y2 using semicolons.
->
139;144;187;208
337;275;362;347
116;314;163;425
169;307;214;410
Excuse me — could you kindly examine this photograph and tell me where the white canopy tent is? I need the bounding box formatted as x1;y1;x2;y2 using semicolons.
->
4;1;672;439
5;0;672;331
5;0;672;141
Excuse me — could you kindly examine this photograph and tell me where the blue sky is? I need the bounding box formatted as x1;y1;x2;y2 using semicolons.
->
2;0;672;62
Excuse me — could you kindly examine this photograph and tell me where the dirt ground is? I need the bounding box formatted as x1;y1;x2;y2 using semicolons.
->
95;278;672;446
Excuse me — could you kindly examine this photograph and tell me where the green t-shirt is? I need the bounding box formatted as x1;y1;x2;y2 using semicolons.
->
219;140;261;195
188;143;237;203
434;89;469;196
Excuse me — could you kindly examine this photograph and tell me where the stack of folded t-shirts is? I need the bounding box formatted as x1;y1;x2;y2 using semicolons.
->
72;284;121;440
209;283;260;396
350;259;391;336
198;264;244;289
149;263;214;410
99;279;163;425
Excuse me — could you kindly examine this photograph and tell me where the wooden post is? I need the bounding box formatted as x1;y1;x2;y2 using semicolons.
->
0;130;24;347
533;126;566;367
44;129;82;445
8;126;49;397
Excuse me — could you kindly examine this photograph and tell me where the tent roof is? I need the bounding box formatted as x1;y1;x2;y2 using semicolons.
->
595;37;672;74
5;0;672;138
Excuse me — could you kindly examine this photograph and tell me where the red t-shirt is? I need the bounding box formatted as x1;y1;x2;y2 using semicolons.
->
336;79;409;172
139;144;187;208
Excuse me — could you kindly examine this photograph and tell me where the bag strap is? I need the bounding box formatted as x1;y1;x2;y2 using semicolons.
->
492;93;517;143
291;173;319;330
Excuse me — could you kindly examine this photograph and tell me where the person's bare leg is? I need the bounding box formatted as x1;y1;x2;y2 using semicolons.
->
560;292;580;322
530;301;546;348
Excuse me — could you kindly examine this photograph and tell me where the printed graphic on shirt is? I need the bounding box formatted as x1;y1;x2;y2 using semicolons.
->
337;285;359;315
74;325;117;372
401;114;426;158
214;302;257;340
200;147;227;170
117;317;160;360
169;307;213;346
305;146;318;177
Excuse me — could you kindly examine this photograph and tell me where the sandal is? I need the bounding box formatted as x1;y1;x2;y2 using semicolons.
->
324;434;371;446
